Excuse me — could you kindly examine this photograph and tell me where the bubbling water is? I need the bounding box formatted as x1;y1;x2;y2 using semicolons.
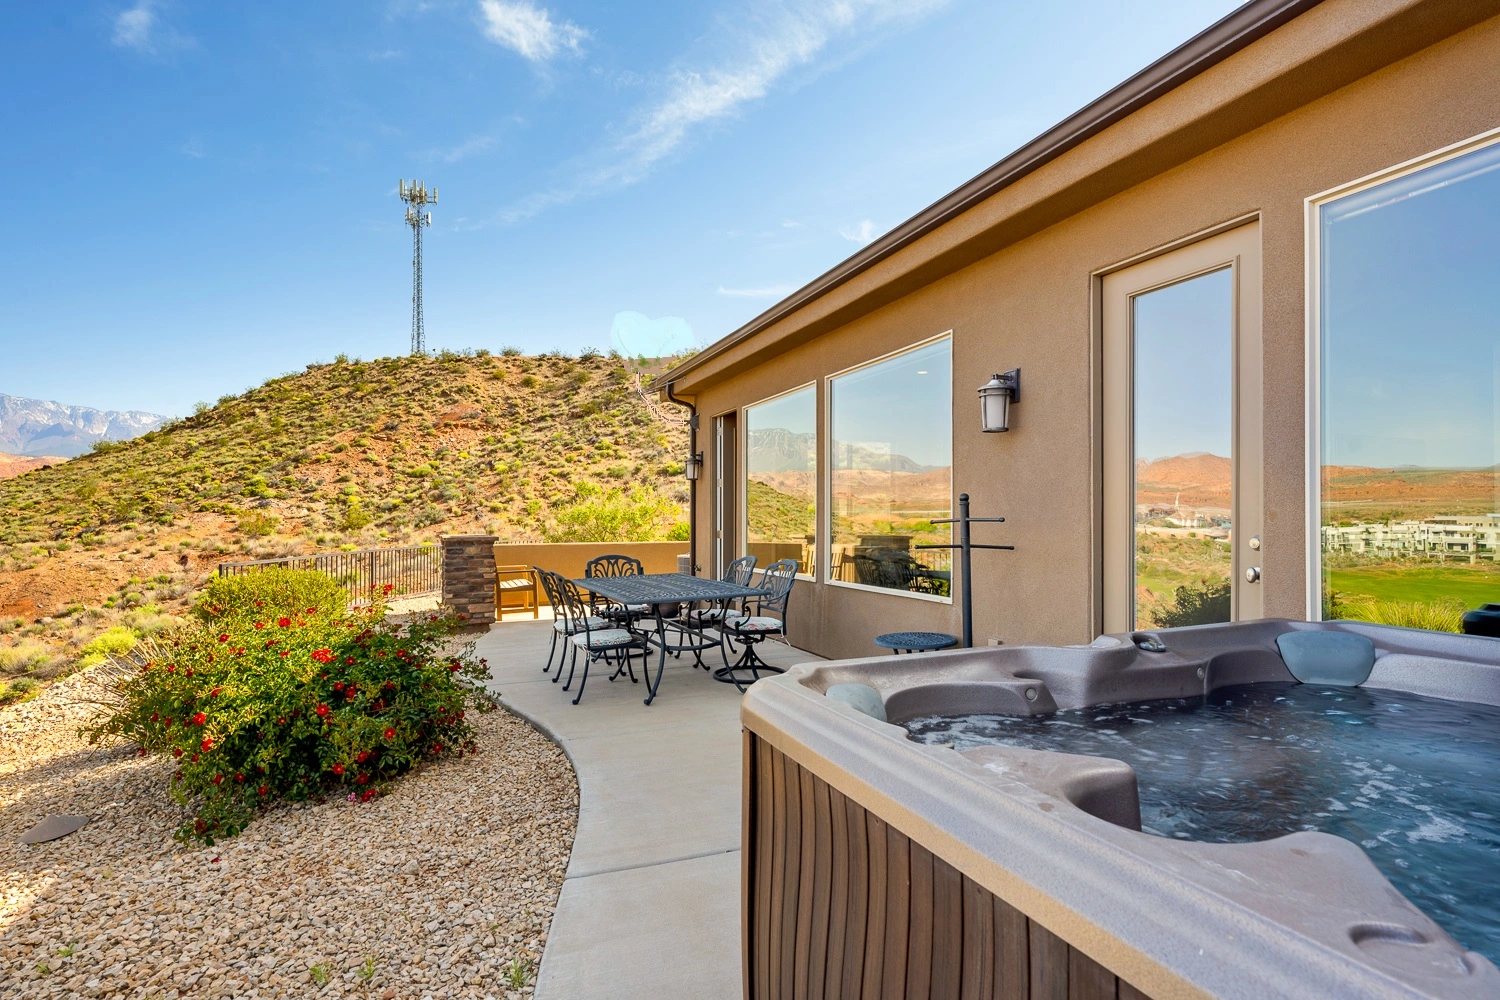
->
904;682;1500;962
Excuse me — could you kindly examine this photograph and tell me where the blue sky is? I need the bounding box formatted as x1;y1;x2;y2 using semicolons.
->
1;0;1240;417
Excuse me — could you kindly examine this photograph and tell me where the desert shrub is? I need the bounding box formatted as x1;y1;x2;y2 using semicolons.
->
0;676;36;705
83;578;490;844
543;484;681;542
194;568;349;624
237;512;279;537
0;641;60;677
1327;593;1465;633
1145;580;1232;629
82;627;138;662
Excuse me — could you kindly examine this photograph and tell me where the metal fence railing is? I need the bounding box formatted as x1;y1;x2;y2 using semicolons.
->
216;545;443;600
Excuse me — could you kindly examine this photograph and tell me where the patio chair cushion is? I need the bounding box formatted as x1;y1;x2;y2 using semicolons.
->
569;629;639;650
729;616;784;633
554;616;609;634
602;603;653;615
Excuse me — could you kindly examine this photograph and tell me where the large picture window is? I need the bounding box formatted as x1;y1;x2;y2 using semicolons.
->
1316;137;1500;629
829;337;952;596
744;386;816;575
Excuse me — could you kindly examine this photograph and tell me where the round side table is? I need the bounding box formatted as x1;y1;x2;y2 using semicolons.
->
874;631;960;654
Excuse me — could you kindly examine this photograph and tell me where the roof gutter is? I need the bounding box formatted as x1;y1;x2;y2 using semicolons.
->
651;0;1324;391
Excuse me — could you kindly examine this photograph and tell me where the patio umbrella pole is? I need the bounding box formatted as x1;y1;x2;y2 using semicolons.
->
918;493;1013;648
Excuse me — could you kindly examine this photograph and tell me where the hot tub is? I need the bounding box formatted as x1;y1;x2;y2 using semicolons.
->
740;619;1500;999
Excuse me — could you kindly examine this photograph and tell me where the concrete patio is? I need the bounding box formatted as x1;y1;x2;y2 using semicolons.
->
473;619;822;1000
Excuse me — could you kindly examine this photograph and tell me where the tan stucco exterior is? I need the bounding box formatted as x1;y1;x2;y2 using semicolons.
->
667;0;1500;659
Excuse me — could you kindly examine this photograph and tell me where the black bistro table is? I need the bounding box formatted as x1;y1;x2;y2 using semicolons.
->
571;572;767;706
874;631;960;654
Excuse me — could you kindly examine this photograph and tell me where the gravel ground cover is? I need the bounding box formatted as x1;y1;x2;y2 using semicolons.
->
0;666;578;999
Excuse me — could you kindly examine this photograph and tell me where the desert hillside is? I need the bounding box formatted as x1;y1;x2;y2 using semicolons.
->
0;350;688;698
0;452;65;479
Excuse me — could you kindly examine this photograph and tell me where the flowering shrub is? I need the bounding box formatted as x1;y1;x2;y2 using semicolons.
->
83;572;492;844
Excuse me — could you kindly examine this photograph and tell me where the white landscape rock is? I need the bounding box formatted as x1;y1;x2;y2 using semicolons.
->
0;670;578;998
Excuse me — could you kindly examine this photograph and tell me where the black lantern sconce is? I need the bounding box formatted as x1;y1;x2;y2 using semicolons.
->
684;451;704;481
978;369;1020;432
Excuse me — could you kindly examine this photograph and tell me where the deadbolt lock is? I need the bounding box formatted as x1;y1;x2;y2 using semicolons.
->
1248;536;1261;550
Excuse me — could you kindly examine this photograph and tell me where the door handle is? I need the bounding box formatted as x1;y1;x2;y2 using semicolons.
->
1245;567;1262;583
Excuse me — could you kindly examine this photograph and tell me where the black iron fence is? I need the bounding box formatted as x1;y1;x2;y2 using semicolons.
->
217;545;443;600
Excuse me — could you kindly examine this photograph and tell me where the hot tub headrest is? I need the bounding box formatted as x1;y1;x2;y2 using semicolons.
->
1275;630;1375;686
825;683;887;722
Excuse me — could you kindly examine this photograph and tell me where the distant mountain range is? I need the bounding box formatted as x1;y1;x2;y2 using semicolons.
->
0;394;167;458
747;426;939;474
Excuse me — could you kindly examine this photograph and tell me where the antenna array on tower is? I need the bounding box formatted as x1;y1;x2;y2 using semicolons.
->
398;179;437;355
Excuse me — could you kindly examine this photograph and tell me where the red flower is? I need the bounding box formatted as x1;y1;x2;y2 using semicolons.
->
345;656;355;665
355;774;368;785
277;617;291;627
201;738;213;752
163;717;172;727
254;621;265;629
316;704;330;717
254;600;265;607
138;747;147;757
383;727;396;740
218;634;229;643
150;712;159;722
382;583;394;593
279;651;289;658
333;681;345;692
212;774;224;785
360;789;376;802
185;669;194;677
166;664;175;673
173;747;183;758
192;712;207;726
432;743;444;754
209;687;221;697
191;753;200;762
344;685;357;698
276;717;286;725
258;785;269;796
234;772;244;783
311;648;334;663
306;607;317;614
332;763;345;776
356;751;370;763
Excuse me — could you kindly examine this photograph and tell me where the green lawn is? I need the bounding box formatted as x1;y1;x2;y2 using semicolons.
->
1328;564;1500;608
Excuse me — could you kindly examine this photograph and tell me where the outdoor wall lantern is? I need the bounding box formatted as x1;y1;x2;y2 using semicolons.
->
978;369;1020;432
684;451;704;481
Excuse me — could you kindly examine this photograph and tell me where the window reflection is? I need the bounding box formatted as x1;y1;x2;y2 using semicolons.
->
745;386;816;575
1319;140;1500;630
829;339;952;596
1132;269;1234;629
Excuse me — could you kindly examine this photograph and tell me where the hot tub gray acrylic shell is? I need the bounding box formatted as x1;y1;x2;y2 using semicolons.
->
739;619;1500;1000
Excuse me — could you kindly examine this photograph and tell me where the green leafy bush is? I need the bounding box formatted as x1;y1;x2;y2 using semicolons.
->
1146;580;1232;628
544;483;681;542
80;627;137;666
193;568;349;624
85;572;491;844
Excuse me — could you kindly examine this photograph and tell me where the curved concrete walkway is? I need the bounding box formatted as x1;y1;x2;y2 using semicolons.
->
473;620;820;1000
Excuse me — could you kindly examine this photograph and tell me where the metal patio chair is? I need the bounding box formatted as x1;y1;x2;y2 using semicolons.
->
718;559;799;692
584;553;652;625
535;568;610;681
678;554;758;669
553;571;648;705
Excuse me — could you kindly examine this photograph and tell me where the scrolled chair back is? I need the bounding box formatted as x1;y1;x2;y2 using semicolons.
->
758;559;799;616
723;554;757;587
584;554;645;579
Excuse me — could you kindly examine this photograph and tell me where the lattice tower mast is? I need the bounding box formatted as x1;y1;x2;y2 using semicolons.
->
398;179;437;355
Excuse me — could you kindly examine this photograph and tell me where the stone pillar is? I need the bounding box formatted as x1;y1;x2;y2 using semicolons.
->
440;534;498;625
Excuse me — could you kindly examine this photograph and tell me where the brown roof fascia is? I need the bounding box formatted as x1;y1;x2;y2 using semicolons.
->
650;0;1325;393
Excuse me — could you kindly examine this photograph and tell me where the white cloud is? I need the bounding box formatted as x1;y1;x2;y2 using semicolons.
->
180;137;206;159
504;0;948;220
425;134;498;163
716;284;795;299
840;219;879;244
112;0;193;55
478;0;588;62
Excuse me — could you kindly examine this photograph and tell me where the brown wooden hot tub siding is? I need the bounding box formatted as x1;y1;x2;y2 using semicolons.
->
744;733;1152;1000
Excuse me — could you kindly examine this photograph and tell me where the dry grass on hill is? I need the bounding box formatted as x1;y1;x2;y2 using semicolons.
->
0;350;689;703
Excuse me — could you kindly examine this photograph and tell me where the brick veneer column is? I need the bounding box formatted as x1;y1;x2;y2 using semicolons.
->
440;534;498;625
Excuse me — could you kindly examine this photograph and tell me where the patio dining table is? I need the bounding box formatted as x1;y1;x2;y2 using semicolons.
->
571;572;768;706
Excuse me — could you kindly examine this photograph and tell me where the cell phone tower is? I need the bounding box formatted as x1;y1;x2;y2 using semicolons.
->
398;179;437;355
